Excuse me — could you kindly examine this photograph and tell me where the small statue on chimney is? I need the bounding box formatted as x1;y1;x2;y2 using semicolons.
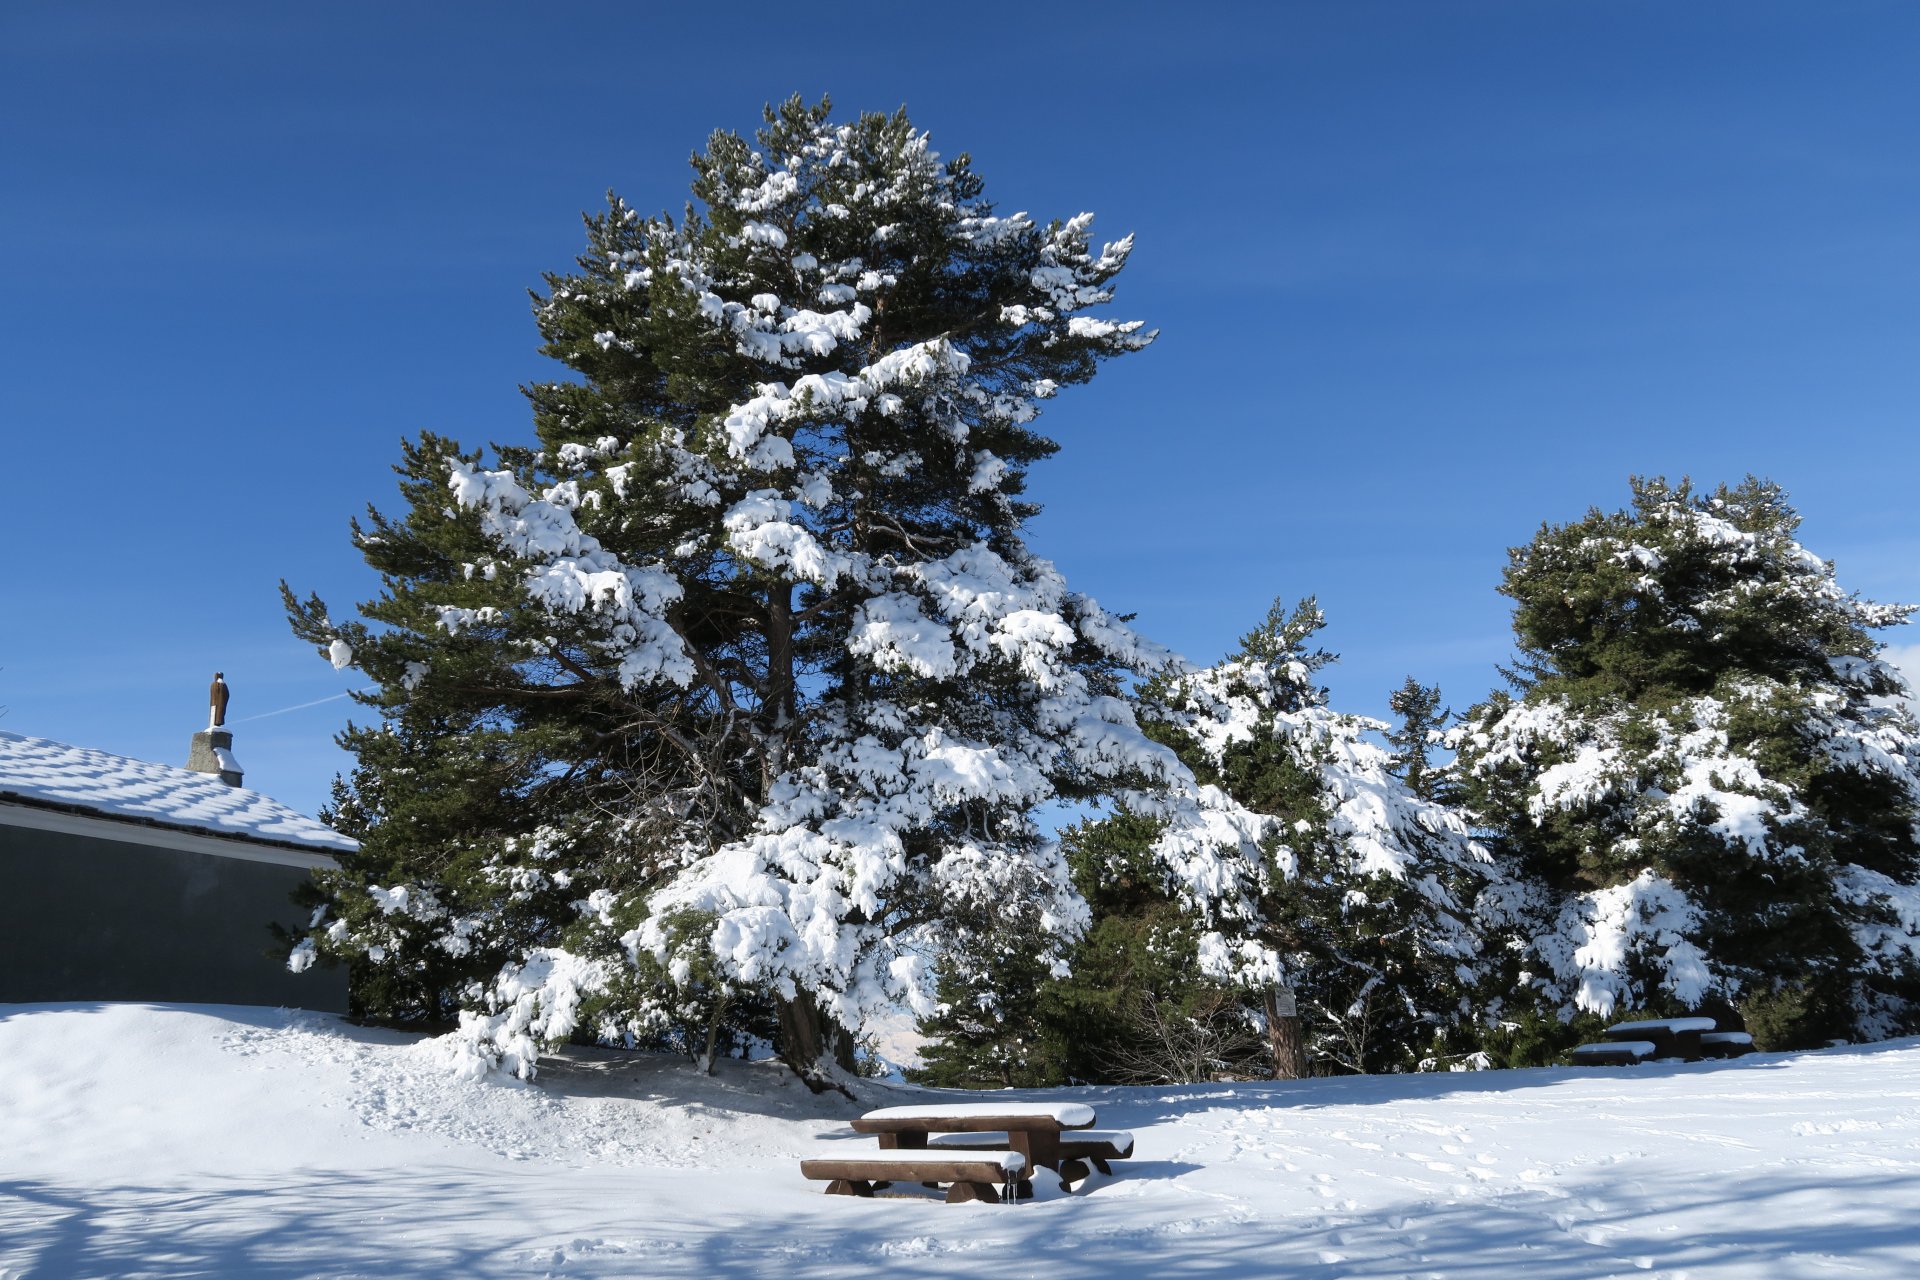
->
188;673;244;786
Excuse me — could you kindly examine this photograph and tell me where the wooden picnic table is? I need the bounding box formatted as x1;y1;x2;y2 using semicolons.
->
1603;1016;1718;1061
802;1101;1132;1202
852;1102;1098;1181
1572;1015;1756;1066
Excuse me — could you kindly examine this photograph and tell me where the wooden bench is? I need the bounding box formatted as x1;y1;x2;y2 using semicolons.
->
1699;1030;1755;1059
1572;1039;1655;1066
799;1151;1028;1203
927;1129;1135;1191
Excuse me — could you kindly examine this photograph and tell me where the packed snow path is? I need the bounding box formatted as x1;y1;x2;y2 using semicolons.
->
3;1006;1918;1278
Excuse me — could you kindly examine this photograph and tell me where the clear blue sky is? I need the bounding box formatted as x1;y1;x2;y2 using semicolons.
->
4;1;1917;820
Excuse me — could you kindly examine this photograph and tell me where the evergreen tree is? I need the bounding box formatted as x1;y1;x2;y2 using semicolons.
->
912;808;1258;1087
1386;677;1452;804
1005;599;1495;1081
1054;811;1272;1083
905;894;1063;1088
285;97;1268;1082
1454;477;1920;1048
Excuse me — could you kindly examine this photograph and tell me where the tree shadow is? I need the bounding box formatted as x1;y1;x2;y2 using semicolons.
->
2;1169;545;1280
682;1163;1920;1279
5;1143;1915;1278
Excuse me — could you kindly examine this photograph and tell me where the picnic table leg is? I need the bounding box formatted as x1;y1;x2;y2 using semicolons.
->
878;1132;929;1151
825;1179;875;1197
1058;1158;1091;1192
1010;1129;1061;1172
1010;1128;1060;1199
946;1180;1004;1204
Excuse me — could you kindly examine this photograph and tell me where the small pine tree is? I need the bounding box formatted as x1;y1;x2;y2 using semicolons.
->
1012;599;1496;1082
1386;677;1453;804
1049;811;1272;1083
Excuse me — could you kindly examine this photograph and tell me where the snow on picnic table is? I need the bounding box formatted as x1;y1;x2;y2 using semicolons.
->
4;1003;1920;1279
1607;1017;1718;1035
859;1101;1097;1126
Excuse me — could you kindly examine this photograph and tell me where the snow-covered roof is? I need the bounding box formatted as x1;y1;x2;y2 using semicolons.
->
0;730;356;853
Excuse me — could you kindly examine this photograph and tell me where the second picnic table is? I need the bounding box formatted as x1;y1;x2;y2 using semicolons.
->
1570;1015;1756;1065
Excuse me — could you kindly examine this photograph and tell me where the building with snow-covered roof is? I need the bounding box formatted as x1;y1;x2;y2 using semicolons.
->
0;687;352;1012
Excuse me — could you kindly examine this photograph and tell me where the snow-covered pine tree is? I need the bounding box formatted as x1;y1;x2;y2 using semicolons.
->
286;97;1269;1082
1454;477;1920;1048
1386;677;1453;805
1043;599;1495;1077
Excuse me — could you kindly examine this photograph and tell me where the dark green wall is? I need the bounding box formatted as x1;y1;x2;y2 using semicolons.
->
0;820;348;1012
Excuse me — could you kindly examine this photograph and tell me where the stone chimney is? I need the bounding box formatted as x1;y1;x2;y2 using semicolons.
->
186;672;244;787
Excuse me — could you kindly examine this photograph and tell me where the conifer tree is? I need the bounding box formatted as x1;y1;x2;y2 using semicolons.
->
1386;677;1452;804
1001;599;1495;1080
1454;477;1920;1048
285;97;1268;1081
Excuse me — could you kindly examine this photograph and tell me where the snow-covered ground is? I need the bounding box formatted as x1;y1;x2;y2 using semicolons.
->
4;1005;1918;1279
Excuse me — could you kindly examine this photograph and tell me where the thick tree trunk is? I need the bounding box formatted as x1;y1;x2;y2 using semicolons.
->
1265;987;1306;1080
777;989;857;1094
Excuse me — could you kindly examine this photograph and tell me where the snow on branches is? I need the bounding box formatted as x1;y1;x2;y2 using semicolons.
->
1138;598;1496;1063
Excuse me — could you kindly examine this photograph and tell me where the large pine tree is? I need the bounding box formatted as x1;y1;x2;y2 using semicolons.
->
285;97;1267;1081
1455;477;1920;1047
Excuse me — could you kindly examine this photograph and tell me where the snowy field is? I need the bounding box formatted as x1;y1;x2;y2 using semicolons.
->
3;1005;1918;1279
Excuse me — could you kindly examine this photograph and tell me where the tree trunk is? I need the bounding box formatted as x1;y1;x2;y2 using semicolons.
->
695;996;729;1076
763;584;796;787
777;989;857;1094
1265;987;1306;1080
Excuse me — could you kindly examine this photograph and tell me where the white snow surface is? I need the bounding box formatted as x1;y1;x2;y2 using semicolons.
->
0;730;355;852
6;1003;1919;1279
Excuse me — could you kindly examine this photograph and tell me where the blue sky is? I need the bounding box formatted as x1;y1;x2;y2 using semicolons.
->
3;1;1917;820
